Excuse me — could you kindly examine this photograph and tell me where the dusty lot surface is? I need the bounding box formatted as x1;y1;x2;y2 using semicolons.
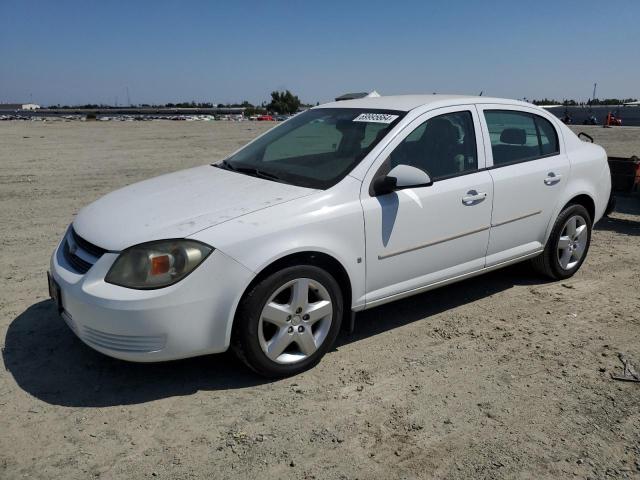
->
570;125;640;158
1;121;639;479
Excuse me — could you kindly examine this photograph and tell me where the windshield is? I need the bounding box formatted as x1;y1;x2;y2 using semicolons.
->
219;108;405;189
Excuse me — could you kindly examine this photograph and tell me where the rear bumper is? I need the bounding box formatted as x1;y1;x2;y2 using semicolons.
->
49;240;254;362
596;162;613;222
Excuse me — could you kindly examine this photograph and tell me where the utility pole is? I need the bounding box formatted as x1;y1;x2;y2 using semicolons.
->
126;87;131;107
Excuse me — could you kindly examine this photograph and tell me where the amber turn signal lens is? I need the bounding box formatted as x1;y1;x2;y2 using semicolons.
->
150;254;171;276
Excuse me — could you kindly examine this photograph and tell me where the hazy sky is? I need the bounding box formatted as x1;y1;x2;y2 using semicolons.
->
1;0;639;106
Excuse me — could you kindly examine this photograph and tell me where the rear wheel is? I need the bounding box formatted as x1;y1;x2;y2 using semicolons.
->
232;265;343;377
531;204;592;280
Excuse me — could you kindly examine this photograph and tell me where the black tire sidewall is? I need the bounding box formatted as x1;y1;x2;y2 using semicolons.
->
547;204;592;279
234;265;343;377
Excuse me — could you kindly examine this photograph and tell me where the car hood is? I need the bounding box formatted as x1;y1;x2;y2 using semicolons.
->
73;165;316;251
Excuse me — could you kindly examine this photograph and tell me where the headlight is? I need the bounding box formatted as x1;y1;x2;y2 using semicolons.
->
105;239;213;289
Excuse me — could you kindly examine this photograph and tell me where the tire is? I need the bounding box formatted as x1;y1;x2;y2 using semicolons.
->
232;265;343;377
531;204;592;280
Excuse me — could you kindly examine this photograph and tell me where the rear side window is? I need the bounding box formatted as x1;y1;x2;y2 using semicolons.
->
536;115;560;156
389;110;478;181
484;110;559;166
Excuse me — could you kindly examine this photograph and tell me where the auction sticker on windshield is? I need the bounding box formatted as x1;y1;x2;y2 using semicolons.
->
353;113;399;124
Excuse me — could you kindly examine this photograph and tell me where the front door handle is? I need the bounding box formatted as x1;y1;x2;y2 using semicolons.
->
544;172;562;185
462;190;487;206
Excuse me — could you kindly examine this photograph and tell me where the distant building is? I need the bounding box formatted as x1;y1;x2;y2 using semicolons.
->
211;107;245;115
0;103;41;110
334;90;381;102
335;92;369;101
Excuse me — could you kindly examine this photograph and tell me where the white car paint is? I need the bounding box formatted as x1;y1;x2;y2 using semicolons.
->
73;164;316;251
359;104;494;304
475;104;572;266
49;94;611;362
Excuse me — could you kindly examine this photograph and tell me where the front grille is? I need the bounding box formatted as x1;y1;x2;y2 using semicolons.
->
62;228;107;274
71;228;107;258
81;325;166;353
63;243;93;273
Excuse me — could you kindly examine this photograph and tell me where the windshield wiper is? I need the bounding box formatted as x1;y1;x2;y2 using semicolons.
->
215;161;288;184
215;160;237;171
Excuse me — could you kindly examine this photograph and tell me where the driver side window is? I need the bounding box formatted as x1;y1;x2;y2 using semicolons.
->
390;111;478;181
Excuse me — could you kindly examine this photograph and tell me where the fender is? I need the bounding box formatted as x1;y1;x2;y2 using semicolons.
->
543;153;609;245
213;244;359;349
189;177;368;347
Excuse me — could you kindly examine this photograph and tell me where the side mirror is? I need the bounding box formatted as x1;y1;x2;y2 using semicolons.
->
391;164;432;188
372;164;432;196
372;175;397;196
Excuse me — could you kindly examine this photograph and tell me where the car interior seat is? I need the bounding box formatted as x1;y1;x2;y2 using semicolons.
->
336;120;366;158
492;128;539;164
415;118;460;178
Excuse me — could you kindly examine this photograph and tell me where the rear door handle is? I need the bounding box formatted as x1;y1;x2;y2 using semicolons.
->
544;172;562;185
462;190;487;206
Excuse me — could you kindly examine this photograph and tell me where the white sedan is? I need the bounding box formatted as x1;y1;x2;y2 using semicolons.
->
48;95;611;376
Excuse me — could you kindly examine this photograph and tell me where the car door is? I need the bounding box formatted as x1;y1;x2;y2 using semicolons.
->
476;105;570;265
360;106;493;306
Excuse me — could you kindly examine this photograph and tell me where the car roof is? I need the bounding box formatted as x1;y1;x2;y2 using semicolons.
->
315;94;533;112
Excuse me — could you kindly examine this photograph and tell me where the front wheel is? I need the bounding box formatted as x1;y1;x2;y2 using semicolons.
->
232;265;343;377
531;204;592;280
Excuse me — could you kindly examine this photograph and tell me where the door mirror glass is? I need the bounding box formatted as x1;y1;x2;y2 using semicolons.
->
388;164;432;188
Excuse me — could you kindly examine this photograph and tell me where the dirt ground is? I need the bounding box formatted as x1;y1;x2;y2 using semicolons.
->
1;120;639;480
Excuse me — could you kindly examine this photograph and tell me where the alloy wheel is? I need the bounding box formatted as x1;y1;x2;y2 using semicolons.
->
557;214;588;270
258;278;333;364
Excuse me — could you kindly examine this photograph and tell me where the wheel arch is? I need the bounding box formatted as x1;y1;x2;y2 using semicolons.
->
228;250;354;342
544;191;596;245
566;193;596;224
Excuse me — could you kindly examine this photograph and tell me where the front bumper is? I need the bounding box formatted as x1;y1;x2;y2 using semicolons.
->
49;237;254;362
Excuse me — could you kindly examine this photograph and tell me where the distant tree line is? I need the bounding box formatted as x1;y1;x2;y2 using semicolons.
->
46;90;312;116
47;93;639;111
216;100;267;116
266;90;302;114
532;98;638;106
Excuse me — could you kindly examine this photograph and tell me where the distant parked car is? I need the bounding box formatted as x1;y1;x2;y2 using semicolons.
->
256;114;274;121
49;95;611;377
